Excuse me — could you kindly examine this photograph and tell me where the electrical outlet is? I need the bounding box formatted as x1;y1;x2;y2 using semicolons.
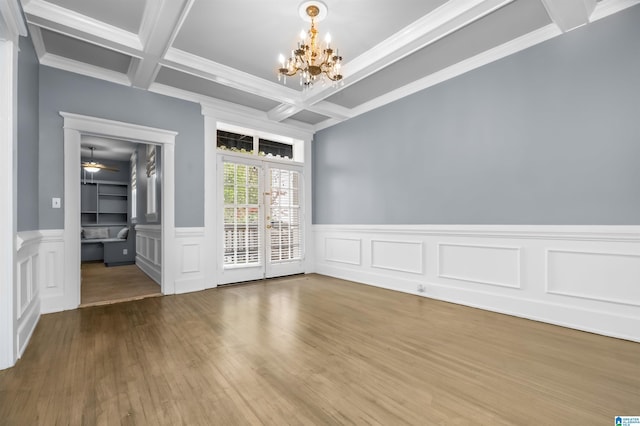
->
417;284;426;293
123;249;128;255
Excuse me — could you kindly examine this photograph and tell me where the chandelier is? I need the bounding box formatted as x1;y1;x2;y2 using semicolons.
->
278;1;343;88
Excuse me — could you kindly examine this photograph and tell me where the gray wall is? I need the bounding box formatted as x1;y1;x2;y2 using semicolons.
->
39;66;204;229
17;35;39;232
313;5;640;225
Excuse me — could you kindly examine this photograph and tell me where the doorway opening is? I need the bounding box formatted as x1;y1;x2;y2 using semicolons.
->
62;113;177;311
78;137;163;307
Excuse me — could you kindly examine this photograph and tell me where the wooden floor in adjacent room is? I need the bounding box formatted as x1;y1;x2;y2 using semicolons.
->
1;274;638;425
80;261;161;307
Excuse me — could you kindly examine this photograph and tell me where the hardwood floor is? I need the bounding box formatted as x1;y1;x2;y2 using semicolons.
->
1;274;638;425
81;261;161;307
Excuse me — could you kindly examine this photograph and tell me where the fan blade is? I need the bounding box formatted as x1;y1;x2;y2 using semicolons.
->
81;162;119;172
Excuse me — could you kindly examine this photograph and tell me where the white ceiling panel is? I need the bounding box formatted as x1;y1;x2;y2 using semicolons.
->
46;0;147;33
155;66;281;111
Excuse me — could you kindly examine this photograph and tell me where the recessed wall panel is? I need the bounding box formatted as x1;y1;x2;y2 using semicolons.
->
371;240;423;274
439;243;520;288
547;250;640;306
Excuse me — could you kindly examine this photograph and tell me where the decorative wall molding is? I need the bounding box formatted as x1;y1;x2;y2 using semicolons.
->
15;231;41;359
37;230;65;314
546;249;640;307
438;243;521;289
325;237;361;265
371;239;423;274
174;227;207;294
135;224;162;284
314;224;640;342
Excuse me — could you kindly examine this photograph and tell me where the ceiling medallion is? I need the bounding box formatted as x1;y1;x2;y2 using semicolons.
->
278;1;343;89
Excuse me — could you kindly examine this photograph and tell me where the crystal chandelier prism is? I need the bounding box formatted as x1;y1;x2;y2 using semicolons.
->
278;1;343;88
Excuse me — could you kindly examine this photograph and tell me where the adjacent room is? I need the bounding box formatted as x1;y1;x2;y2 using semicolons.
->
79;138;161;306
1;0;639;424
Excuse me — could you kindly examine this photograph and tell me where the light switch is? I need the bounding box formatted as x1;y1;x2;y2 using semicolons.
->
52;197;61;208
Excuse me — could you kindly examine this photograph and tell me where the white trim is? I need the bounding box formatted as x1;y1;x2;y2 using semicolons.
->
545;248;640;307
0;35;20;369
39;52;132;86
313;224;640;242
22;0;142;51
0;0;27;42
370;239;424;274
62;113;178;311
437;242;522;289
590;0;640;21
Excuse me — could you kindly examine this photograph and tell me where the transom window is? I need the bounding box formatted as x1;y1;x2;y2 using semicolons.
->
216;124;302;162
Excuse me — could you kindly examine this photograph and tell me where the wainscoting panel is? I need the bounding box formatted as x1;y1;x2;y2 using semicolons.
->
371;240;423;274
314;225;640;342
438;243;521;289
174;228;206;294
324;237;361;265
547;249;640;307
135;225;161;285
16;231;43;358
37;230;65;314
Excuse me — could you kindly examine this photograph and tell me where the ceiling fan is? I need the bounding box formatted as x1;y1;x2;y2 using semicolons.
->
82;147;119;173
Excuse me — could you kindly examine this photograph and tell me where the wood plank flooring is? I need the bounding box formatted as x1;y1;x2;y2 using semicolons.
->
1;274;638;425
81;261;161;307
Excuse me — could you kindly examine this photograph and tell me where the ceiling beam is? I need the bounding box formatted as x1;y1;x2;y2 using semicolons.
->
129;0;195;89
22;0;142;54
541;0;597;32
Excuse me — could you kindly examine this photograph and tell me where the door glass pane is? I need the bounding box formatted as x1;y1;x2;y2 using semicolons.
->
269;168;302;263
223;162;261;267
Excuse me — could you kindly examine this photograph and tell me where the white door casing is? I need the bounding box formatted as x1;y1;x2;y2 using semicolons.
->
0;0;27;370
62;113;177;309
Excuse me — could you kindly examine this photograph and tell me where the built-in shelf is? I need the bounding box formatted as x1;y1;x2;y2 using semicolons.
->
81;181;129;227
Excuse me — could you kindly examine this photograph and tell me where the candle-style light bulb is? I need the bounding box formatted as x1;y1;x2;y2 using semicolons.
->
278;54;285;67
300;30;306;41
325;33;331;48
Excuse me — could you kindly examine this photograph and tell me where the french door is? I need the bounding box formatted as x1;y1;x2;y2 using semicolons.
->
217;155;304;284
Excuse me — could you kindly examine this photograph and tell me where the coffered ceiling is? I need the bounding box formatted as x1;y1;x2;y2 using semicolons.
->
21;0;638;132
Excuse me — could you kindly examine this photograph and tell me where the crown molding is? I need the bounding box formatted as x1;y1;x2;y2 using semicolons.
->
150;82;314;140
591;0;640;21
28;24;46;59
0;0;27;42
22;0;142;53
40;52;131;86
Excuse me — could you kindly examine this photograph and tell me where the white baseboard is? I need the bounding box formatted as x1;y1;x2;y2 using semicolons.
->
314;225;640;342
